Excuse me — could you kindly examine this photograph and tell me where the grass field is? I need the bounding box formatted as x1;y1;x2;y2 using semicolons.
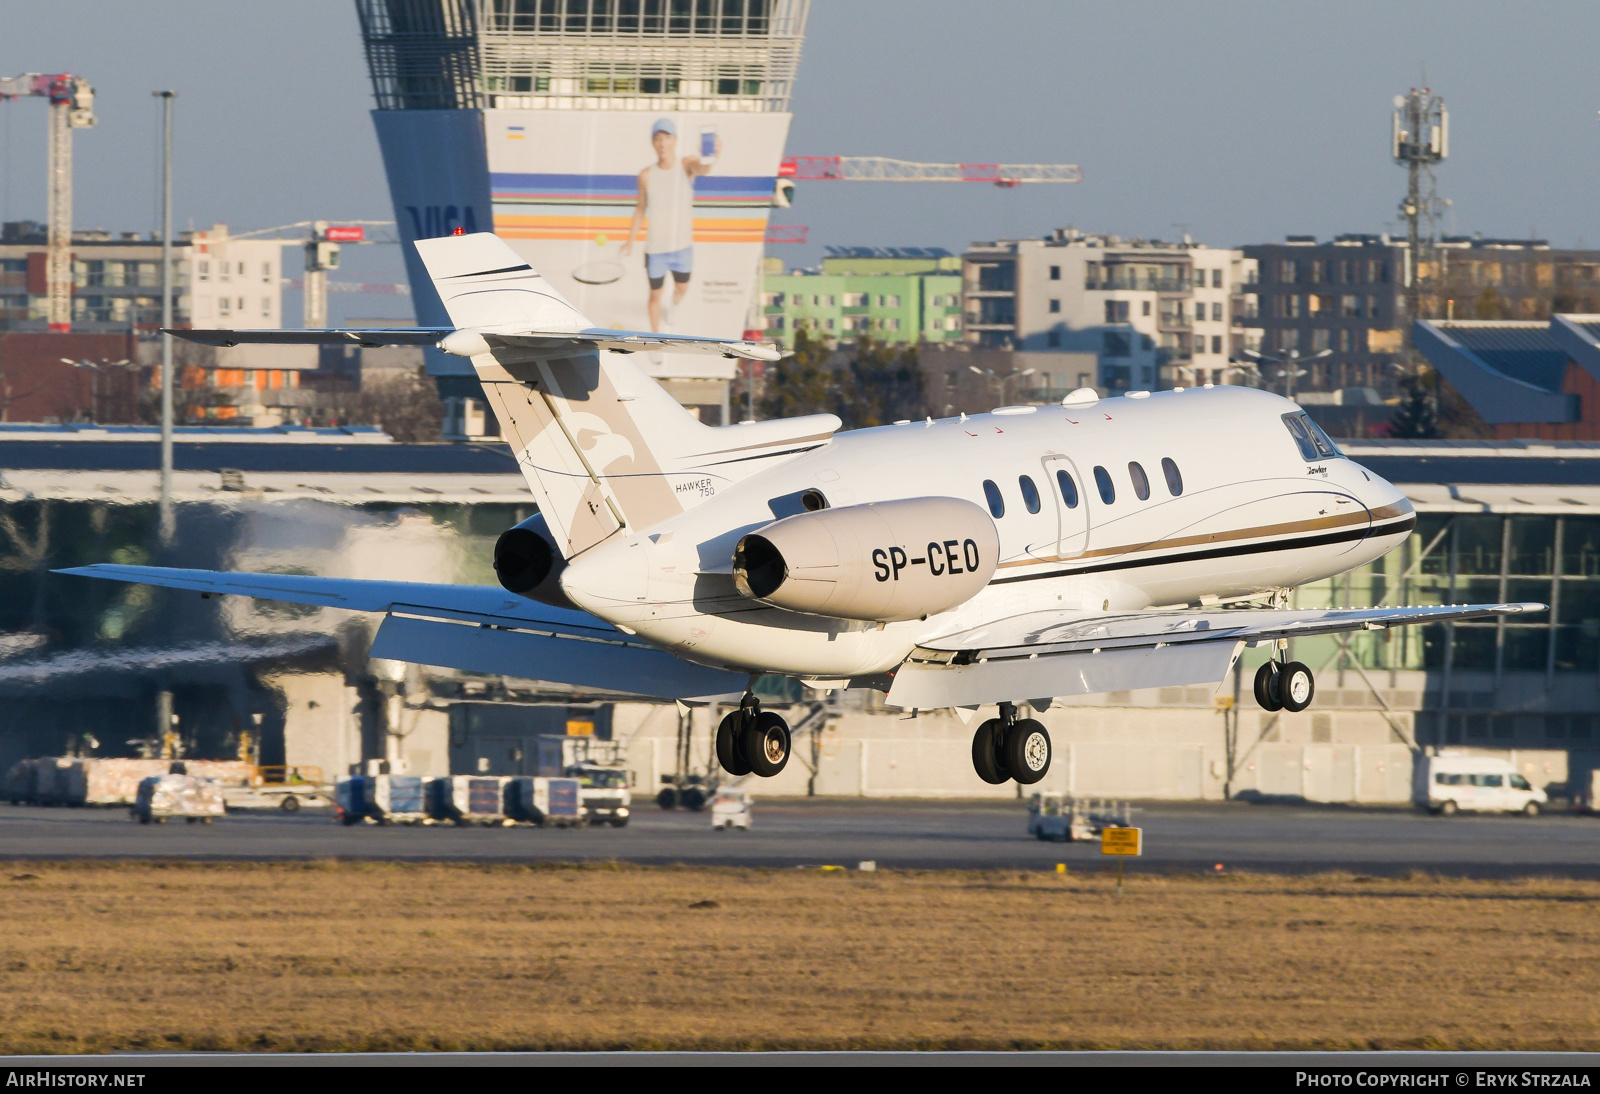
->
1;860;1598;1053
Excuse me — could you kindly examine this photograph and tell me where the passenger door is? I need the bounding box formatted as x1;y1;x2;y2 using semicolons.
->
1041;455;1091;558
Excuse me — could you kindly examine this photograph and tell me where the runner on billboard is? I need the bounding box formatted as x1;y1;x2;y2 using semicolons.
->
620;117;720;332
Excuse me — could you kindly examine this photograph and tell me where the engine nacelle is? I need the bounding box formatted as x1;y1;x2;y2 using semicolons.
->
733;497;999;623
493;513;577;611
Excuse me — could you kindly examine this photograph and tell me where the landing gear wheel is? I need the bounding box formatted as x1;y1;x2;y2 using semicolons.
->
1004;719;1052;785
716;711;753;776
1278;661;1315;712
740;712;791;778
681;787;707;812
970;719;1008;785
1253;662;1283;712
656;788;678;810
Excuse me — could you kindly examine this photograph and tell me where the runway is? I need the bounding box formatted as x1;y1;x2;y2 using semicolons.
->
3;797;1598;876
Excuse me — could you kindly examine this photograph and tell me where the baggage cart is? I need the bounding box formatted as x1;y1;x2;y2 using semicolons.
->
431;775;514;826
509;776;584;827
132;771;225;824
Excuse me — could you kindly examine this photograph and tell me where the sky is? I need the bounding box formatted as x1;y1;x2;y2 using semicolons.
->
4;1;1600;321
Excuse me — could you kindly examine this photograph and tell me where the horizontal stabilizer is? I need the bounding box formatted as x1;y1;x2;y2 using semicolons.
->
169;327;449;348
54;564;746;702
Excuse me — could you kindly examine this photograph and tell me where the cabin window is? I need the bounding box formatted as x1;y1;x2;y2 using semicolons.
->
1128;461;1150;501
1093;466;1115;505
1056;469;1079;509
1161;457;1183;496
1019;475;1041;514
982;479;1005;518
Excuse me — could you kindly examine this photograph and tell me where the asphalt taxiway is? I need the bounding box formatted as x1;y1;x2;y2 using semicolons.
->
2;797;1598;876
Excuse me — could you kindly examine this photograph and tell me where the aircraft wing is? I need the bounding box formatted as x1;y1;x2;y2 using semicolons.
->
887;601;1545;710
54;564;748;702
168;326;781;360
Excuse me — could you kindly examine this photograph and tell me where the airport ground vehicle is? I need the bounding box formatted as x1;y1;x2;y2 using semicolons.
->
557;738;632;827
133;770;225;824
711;786;751;830
509;776;584;827
223;766;331;813
1027;793;1131;841
1414;754;1548;816
336;774;430;825
1575;770;1600;815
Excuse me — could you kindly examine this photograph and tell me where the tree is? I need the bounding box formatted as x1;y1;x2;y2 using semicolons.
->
1387;368;1440;439
758;331;928;430
758;327;834;421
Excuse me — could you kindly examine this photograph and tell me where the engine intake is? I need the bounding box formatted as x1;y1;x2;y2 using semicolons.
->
733;497;998;623
493;513;576;610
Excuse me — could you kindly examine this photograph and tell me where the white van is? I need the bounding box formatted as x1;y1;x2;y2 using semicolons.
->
1415;754;1547;817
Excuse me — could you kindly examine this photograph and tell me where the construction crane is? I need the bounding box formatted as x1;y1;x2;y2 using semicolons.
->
228;220;397;327
0;73;95;332
779;157;1082;188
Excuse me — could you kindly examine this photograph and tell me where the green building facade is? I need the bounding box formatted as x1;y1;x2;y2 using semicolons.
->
760;248;964;351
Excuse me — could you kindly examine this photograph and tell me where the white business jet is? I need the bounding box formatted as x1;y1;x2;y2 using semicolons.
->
58;232;1542;787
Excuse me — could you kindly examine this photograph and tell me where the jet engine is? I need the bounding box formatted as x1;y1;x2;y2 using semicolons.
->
732;497;999;623
493;513;577;611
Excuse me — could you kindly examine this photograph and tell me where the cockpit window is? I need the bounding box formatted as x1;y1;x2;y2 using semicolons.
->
1282;411;1340;461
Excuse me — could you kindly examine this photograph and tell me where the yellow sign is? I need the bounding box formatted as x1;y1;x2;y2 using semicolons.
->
566;720;594;737
1100;827;1143;856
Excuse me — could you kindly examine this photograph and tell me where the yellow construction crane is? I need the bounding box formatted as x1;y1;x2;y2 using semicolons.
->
0;72;96;332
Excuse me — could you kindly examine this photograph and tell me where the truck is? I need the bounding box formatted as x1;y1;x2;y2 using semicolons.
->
222;766;331;814
536;736;632;827
1414;753;1548;816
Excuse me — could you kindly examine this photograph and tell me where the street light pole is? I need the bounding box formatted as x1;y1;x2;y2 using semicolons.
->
155;91;176;547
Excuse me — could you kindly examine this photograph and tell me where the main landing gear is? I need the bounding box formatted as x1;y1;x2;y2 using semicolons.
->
1253;657;1315;713
971;702;1052;786
716;694;792;778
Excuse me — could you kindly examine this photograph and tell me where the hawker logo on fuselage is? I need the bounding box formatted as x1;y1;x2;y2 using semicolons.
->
872;539;982;582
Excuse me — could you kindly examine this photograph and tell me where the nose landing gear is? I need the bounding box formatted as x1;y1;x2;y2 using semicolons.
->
1253;658;1315;713
970;702;1052;786
715;694;792;778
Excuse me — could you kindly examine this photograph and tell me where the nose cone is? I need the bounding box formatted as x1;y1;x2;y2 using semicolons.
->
1359;465;1416;537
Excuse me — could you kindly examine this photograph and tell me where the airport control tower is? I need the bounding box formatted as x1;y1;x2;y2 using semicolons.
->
356;0;809;409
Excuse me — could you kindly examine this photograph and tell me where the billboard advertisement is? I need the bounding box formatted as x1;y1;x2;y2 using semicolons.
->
484;108;790;380
373;108;789;380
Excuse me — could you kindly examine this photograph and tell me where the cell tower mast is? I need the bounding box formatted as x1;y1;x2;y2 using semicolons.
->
1392;87;1448;352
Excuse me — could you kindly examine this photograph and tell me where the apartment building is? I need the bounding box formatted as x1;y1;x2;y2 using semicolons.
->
760;248;964;351
961;228;1257;392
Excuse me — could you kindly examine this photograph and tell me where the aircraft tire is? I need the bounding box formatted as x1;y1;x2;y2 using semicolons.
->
682;787;707;811
656;788;678;810
1279;662;1315;712
1253;662;1284;712
741;712;791;778
1004;719;1052;785
970;719;1008;784
716;711;753;776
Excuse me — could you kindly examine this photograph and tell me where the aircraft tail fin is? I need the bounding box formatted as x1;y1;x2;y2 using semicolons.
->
414;233;836;561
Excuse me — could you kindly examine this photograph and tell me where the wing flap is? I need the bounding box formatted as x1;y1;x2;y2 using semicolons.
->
921;602;1546;659
887;639;1243;710
371;615;743;701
